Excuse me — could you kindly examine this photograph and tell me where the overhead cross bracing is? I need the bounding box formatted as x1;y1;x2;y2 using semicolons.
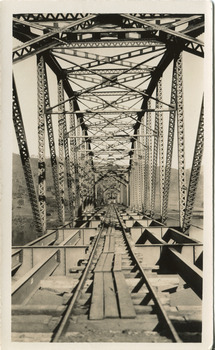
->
13;12;204;232
12;12;205;343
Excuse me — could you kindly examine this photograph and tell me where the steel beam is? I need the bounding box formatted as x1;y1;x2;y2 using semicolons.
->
13;14;97;62
176;54;186;228
166;248;202;299
150;99;159;217
143;102;151;213
183;99;204;233
58;79;66;224
41;56;63;225
69;100;80;217
121;14;204;46
162;62;177;223
13;77;44;236
157;79;165;217
37;55;47;232
12;250;59;304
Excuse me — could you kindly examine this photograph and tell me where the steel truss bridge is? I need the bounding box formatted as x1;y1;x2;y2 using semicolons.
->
12;13;204;343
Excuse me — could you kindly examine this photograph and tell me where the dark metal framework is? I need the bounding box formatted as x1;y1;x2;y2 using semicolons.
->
13;13;204;234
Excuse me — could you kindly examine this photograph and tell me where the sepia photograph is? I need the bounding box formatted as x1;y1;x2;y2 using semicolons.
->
1;1;213;349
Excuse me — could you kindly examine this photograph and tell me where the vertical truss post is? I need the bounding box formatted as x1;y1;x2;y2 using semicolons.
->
136;129;142;211
76;117;84;212
89;150;95;207
69;101;80;217
127;173;130;207
183;99;204;233
42;58;63;225
130;164;134;209
37;55;46;232
134;140;139;211
176;53;186;228
157;78;165;219
82;132;88;210
58;89;74;221
58;79;65;224
77;118;85;211
131;167;134;210
13;76;44;236
139;123;144;209
151;98;159;218
148;100;153;215
162;62;177;223
143;103;151;214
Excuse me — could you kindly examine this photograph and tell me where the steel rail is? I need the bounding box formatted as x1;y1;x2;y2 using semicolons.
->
51;222;104;342
114;205;182;343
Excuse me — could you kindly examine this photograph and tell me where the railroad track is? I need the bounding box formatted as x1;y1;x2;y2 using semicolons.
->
12;204;201;343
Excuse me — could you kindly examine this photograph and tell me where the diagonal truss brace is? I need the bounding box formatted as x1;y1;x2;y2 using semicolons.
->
183;99;204;233
13;76;44;236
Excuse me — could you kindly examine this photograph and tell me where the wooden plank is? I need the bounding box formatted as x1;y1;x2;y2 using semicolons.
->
94;253;107;272
114;271;136;319
113;254;122;272
89;272;104;320
103;236;110;252
109;235;115;253
103;253;114;272
104;272;119;318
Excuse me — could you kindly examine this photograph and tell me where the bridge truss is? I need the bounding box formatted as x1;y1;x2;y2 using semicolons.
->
13;13;204;236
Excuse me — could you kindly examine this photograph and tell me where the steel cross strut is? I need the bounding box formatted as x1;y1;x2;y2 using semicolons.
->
67;70;151;86
58;86;145;149
76;110;150;153
13;13;201;22
13;14;97;62
51;50;167;110
54;46;159;73
66;103;157;147
47;56;172;119
74;75;150;112
96;173;128;187
49;108;174;115
52;49;173;109
65;102;136;153
46;46;171;116
121;14;204;47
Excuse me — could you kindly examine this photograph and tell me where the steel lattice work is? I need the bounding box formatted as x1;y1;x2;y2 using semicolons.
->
13;12;204;236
